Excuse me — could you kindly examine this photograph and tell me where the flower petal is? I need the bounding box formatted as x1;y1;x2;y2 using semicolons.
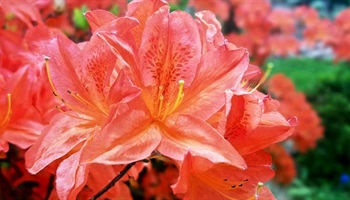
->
80;109;161;165
139;6;201;88
126;0;167;46
85;10;118;32
25;114;98;174
177;48;249;120
159;115;246;168
224;92;262;147
56;151;89;200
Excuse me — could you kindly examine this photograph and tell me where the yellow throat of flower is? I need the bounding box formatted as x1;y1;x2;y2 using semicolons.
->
155;80;185;121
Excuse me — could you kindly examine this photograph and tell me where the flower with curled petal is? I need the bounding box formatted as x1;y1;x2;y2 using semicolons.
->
80;0;249;169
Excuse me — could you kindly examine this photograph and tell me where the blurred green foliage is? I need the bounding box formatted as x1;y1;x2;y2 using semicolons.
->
72;5;89;31
266;57;350;199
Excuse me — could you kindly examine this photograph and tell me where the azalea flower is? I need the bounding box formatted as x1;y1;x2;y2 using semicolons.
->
266;144;296;185
0;61;49;157
24;24;145;199
223;89;297;156
80;0;249;169
267;74;323;152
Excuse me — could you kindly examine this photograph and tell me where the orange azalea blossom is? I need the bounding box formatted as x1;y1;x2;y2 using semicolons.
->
332;9;350;61
335;8;350;33
268;35;299;57
267;8;295;34
0;63;52;157
266;144;296;185
223;89;297;156
233;0;271;30
24;23;144;199
173;151;275;199
189;0;230;21
79;0;248;168
294;5;319;27
302;18;340;47
268;74;323;152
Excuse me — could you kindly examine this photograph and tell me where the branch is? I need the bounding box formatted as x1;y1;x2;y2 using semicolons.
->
89;162;137;200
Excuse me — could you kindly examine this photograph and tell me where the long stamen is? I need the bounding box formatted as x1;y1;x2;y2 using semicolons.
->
169;80;185;113
67;91;95;109
45;57;62;100
250;63;273;93
0;94;12;127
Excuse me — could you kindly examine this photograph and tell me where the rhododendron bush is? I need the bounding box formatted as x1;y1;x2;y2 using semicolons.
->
3;0;347;199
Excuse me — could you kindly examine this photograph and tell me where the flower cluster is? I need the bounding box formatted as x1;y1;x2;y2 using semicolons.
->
268;74;323;153
1;0;297;199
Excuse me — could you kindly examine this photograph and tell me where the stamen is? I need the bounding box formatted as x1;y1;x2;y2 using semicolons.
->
67;90;96;109
250;63;273;93
161;102;171;121
45;57;61;100
256;182;264;195
157;95;164;117
248;182;265;200
169;80;185;113
0;94;12;127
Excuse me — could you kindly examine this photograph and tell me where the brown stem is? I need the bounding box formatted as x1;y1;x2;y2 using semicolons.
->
89;162;137;200
44;174;55;200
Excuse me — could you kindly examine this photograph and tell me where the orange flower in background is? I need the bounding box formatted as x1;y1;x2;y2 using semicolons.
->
294;5;319;26
303;18;341;47
268;74;323;153
268;8;295;34
335;8;350;33
234;0;271;30
189;0;230;21
332;34;350;62
266;144;296;185
268;35;299;56
331;8;350;62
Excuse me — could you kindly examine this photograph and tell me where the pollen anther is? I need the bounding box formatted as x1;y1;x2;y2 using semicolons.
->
156;80;185;120
169;80;185;113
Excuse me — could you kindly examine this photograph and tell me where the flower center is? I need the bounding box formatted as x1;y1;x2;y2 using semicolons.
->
155;80;185;120
0;94;12;128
